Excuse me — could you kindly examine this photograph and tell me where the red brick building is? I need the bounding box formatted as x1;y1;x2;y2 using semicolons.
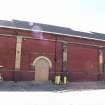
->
0;20;105;82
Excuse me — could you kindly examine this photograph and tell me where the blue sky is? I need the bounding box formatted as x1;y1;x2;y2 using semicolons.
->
0;0;105;33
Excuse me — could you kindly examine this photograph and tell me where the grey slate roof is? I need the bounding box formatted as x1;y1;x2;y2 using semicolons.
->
0;19;105;41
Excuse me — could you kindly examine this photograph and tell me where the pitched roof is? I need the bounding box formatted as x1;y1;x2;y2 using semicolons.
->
0;19;105;41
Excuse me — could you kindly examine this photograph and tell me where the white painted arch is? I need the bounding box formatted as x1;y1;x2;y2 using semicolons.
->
33;56;52;69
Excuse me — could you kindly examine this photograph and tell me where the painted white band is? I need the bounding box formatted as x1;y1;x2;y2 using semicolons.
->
15;36;22;70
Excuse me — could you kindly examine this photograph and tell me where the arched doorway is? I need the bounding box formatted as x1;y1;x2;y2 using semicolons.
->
33;56;52;82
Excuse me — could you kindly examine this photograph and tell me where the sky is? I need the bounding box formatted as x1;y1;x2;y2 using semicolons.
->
0;0;105;33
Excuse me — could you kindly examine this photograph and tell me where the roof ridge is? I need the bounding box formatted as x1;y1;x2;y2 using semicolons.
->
0;19;105;40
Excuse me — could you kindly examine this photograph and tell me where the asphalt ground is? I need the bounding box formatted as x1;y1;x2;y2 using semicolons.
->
0;81;105;91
